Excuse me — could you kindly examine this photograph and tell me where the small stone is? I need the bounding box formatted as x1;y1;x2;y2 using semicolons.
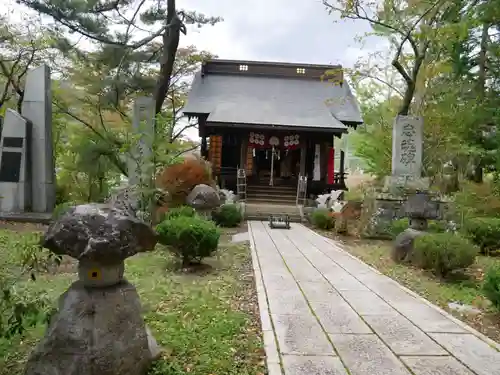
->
186;184;220;210
392;228;424;263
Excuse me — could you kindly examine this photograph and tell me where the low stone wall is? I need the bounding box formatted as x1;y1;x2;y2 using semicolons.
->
361;193;451;239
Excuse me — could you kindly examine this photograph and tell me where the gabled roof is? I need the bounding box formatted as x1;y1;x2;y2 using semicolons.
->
183;59;363;132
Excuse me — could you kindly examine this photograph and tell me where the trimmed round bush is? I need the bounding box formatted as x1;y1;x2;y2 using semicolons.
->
483;264;500;310
412;233;479;277
462;217;500;253
161;205;196;221
155;216;220;265
212;204;242;227
311;209;335;230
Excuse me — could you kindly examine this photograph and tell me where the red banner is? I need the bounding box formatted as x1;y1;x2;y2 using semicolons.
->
327;147;335;184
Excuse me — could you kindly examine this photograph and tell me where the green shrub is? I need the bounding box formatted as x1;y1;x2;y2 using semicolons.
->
483;264;500;310
311;209;335;230
212;204;242;227
388;218;447;239
155;216;220;266
161;205;196;221
412;233;479;277
462;217;500;253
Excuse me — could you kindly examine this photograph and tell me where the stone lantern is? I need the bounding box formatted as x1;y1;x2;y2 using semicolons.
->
25;197;161;375
391;191;438;263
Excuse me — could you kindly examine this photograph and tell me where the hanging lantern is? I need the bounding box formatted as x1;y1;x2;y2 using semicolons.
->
283;134;300;150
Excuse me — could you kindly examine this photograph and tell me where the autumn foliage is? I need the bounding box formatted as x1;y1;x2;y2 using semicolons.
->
156;157;214;207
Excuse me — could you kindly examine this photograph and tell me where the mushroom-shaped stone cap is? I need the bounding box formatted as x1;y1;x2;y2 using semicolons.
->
404;192;439;220
42;203;157;264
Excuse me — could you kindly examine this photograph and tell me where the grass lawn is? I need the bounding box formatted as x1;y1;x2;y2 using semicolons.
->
0;224;265;375
315;229;500;343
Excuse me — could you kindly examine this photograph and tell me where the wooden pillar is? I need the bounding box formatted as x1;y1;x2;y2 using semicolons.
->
240;137;248;169
320;142;328;182
200;137;208;159
300;140;307;176
339;150;346;187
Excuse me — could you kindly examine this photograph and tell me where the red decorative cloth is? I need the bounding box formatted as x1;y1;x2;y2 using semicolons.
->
327;147;335;184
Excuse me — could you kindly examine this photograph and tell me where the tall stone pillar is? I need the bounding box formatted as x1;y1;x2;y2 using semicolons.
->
21;65;55;213
128;97;155;186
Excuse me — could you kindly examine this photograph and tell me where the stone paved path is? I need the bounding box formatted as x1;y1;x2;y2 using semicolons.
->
248;221;500;375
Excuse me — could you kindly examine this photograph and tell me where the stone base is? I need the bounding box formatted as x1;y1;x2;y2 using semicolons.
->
383;176;430;194
25;280;160;375
392;228;425;263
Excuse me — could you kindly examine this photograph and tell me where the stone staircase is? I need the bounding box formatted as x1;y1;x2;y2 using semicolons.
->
244;203;303;222
246;179;297;205
243;179;302;222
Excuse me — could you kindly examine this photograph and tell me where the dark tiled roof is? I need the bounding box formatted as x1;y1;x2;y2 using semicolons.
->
183;59;363;130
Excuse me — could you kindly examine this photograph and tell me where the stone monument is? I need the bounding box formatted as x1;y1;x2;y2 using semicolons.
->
0;109;32;212
24;189;161;375
21;65;56;213
0;64;56;215
364;115;429;238
128;97;155;187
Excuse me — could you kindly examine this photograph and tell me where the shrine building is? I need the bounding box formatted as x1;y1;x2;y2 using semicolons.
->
183;59;363;204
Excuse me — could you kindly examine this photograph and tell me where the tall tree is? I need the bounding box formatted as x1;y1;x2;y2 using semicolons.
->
17;0;221;115
324;0;452;115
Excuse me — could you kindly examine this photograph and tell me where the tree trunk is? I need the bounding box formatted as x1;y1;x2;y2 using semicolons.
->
153;0;183;115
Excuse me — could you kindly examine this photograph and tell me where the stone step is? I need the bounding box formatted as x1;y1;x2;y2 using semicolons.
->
247;196;297;205
246;214;303;222
247;185;296;192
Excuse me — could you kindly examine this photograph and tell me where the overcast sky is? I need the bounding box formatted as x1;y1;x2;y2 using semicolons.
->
179;0;380;67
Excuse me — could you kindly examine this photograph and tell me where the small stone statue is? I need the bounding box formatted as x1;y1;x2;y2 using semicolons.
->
24;192;161;375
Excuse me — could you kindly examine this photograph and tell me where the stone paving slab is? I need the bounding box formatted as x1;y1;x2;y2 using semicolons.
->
248;221;500;375
272;313;336;355
338;290;397;316
400;356;476;375
282;355;348;375
329;334;412;375
363;314;448;355
429;333;500;375
310;299;372;334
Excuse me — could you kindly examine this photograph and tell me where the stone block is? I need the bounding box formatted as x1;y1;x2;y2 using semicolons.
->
329;334;411;375
128;97;155;186
263;330;280;364
339;291;397;316
266;287;311;315
310;300;371;334
0;109;31;212
322;270;368;291
272;314;334;355
22;64;55;213
391;115;423;178
391;302;465;333
429;333;500;375
299;281;340;301
282;355;348;375
400;356;475;375
262;273;297;291
363;314;447;355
